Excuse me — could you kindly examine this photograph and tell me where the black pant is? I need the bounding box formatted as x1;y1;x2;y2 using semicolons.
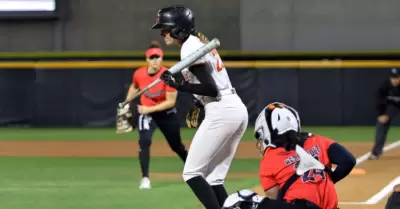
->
372;104;399;156
137;109;188;178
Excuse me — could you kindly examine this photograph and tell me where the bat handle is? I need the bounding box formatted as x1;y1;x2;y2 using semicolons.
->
119;78;161;108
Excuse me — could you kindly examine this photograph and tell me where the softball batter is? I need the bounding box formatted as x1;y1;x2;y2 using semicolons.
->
151;5;248;209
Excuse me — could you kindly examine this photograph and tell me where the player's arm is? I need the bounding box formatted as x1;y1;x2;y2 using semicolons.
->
145;90;177;113
123;71;140;104
264;185;279;200
125;84;139;104
327;142;356;183
175;64;219;97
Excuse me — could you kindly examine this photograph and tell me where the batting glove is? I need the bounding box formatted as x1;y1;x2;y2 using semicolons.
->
160;71;179;88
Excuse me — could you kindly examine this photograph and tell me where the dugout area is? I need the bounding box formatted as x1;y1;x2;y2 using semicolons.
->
0;126;398;209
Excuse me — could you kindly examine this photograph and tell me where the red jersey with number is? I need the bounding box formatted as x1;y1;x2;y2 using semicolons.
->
132;66;176;106
259;134;338;209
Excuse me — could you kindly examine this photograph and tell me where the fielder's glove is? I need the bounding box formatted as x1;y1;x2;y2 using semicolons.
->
185;99;204;128
186;107;200;128
222;189;266;209
116;103;134;134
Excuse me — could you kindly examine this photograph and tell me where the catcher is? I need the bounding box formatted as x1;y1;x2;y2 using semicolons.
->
116;40;188;189
222;102;356;209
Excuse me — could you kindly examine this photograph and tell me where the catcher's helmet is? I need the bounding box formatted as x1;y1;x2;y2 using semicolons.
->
150;5;195;40
254;102;301;155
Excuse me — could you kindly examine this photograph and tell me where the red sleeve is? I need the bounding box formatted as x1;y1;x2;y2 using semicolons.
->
319;135;336;148
132;69;140;88
259;157;277;191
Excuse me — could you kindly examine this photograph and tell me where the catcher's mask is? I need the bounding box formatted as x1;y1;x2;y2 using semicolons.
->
254;102;301;155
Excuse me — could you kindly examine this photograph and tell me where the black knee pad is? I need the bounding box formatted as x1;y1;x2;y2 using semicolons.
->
385;191;400;209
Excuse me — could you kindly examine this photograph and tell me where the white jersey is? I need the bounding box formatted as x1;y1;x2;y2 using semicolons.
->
180;35;233;102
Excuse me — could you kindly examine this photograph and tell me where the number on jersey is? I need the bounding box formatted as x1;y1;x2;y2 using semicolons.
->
302;168;326;183
211;49;225;72
294;156;326;183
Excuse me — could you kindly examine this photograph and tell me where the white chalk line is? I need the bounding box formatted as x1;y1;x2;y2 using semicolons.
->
365;175;400;204
355;140;400;165
339;140;400;205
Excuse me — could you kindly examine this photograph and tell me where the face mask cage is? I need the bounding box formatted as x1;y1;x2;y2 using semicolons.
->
254;126;275;156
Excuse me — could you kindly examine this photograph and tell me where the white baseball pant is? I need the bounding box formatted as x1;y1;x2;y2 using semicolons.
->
182;93;248;185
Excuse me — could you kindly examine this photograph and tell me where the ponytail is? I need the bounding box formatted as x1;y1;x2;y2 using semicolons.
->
193;31;209;44
276;130;300;151
148;40;161;49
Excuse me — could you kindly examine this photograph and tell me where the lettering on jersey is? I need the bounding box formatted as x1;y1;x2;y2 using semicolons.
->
144;90;165;98
211;49;225;72
284;145;326;183
284;145;321;166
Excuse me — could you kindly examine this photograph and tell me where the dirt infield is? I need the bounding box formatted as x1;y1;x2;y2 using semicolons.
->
0;140;382;158
0;140;260;158
0;140;398;209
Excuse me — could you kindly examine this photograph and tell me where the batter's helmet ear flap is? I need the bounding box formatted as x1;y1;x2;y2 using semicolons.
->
169;26;190;40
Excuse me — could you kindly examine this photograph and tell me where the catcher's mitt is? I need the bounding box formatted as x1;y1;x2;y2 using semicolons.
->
116;103;134;134
185;99;205;128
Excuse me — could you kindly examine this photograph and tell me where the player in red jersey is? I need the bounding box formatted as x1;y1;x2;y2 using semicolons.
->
222;102;356;209
121;41;188;189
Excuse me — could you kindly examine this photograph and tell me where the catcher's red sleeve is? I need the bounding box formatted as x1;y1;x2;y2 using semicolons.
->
259;155;277;191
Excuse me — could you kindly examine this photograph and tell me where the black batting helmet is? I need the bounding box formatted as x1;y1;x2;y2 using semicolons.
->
150;5;195;40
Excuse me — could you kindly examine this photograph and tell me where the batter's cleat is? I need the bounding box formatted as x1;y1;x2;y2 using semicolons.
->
368;154;380;160
139;177;151;189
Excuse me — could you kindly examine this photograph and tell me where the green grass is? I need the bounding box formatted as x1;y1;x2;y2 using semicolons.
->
0;157;260;209
0;126;399;142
